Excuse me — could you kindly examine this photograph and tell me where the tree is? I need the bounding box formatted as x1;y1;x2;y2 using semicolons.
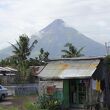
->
39;48;49;63
0;55;17;67
11;34;38;83
11;34;38;61
61;43;84;58
29;57;41;66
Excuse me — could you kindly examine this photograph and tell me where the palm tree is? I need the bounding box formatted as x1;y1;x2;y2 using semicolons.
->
11;34;38;61
39;48;49;62
11;34;38;83
61;43;84;58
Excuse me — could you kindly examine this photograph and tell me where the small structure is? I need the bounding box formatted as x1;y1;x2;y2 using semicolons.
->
0;67;17;85
38;57;109;109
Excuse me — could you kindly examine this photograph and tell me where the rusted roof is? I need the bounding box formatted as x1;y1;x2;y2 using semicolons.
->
38;59;100;79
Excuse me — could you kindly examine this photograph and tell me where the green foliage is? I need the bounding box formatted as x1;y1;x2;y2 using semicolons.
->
10;35;50;83
0;107;4;110
10;34;38;83
61;43;84;58
11;34;38;61
0;56;17;67
24;102;40;110
0;102;47;110
17;60;29;83
38;94;62;110
0;34;50;84
29;57;41;66
0;107;18;110
9;107;19;110
39;48;49;62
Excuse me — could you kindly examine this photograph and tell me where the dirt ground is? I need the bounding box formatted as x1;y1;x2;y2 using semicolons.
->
0;95;37;110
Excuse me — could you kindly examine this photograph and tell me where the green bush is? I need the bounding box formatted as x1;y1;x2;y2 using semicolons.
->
38;94;62;110
25;102;40;110
24;102;48;110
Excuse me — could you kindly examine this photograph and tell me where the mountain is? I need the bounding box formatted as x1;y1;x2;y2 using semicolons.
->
0;19;106;59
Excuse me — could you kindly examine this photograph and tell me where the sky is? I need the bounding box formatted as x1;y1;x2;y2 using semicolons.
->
0;0;110;50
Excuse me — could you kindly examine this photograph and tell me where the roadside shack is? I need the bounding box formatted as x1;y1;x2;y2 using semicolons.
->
38;57;109;109
0;67;17;85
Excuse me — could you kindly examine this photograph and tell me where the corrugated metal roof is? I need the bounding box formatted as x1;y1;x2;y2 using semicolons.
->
38;59;100;79
5;67;17;72
49;56;104;62
0;67;17;72
0;67;10;71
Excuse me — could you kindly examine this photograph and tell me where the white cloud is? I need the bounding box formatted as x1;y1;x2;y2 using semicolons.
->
0;0;110;50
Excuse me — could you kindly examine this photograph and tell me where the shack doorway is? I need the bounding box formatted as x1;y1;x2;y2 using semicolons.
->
69;79;89;108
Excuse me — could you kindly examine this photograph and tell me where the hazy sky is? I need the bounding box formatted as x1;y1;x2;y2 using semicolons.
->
0;0;110;50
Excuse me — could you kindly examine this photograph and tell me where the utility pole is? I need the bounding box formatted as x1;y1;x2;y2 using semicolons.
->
105;42;110;55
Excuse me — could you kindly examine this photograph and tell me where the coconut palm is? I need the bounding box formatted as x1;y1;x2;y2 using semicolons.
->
11;34;38;83
61;43;84;58
11;34;38;61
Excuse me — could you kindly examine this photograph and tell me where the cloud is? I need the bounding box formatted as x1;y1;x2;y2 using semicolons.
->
0;0;110;50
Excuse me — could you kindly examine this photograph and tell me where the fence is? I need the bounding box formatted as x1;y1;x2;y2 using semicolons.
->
5;84;38;96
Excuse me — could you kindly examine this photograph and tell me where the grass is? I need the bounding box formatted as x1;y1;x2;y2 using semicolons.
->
0;95;37;110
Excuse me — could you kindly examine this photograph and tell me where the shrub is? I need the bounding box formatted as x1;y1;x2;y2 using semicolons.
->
38;94;62;110
24;101;48;110
25;102;39;110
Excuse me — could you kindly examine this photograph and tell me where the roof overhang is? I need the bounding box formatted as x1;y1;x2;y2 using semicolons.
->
38;58;101;79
